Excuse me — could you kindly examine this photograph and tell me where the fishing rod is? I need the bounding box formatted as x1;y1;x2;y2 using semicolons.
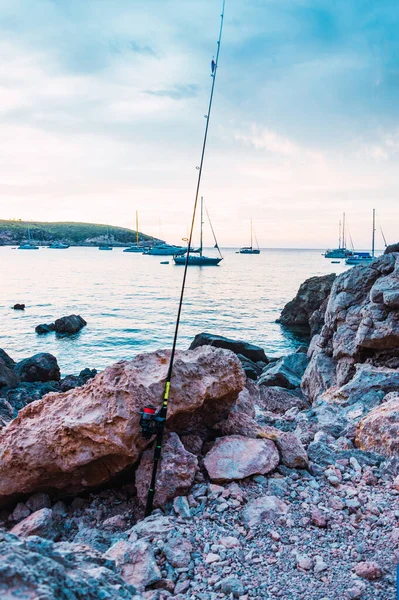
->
140;0;227;518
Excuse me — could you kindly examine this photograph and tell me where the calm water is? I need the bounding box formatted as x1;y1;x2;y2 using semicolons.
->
0;247;351;375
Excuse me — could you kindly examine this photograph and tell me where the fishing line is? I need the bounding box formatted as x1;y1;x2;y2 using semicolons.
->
143;0;226;517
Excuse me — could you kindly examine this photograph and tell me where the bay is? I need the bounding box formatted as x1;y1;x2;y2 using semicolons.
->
0;247;351;375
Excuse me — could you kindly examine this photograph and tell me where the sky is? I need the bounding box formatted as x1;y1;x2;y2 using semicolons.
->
0;0;398;248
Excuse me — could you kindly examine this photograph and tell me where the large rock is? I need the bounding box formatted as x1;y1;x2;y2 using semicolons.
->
277;273;336;334
385;242;399;254
189;332;268;363
0;348;16;370
135;432;198;507
14;353;60;383
0;532;141;599
302;253;399;402
54;314;87;335
258;353;308;390
356;392;399;457
204;435;279;482
0;362;19;389
0;346;245;503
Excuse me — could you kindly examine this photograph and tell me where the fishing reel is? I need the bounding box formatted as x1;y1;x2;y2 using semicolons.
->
139;406;165;440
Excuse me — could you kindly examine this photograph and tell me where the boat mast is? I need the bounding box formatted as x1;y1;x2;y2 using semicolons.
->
136;211;139;244
338;220;341;249
250;219;253;250
372;208;375;258
28;224;31;244
342;213;346;249
200;196;203;257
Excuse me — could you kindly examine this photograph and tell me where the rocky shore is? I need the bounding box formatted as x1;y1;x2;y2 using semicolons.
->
0;252;398;599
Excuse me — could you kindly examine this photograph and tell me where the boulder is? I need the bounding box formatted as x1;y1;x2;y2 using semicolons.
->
277;273;336;334
105;539;161;591
0;532;141;599
384;242;399;254
189;332;268;363
135;432;198;507
301;253;399;402
12;303;25;310
242;495;289;526
356;392;399;457
258;353;308;390
54;314;87;334
0;362;19;389
4;380;61;411
270;430;309;469
14;353;60;383
204;435;279;482
60;369;97;392
0;349;16;370
0;346;245;503
35;323;56;335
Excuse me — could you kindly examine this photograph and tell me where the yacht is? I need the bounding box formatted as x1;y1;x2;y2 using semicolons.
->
18;225;39;250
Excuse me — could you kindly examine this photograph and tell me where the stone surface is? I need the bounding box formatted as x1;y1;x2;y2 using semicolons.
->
277;273;336;333
257;385;309;413
136;432;198;507
0;532;141;599
353;561;383;581
14;352;60;383
0;346;245;502
356;392;399;456
54;314;87;334
302;253;399;402
189;332;268;363
106;539;161;591
204;435;279;482
272;431;309;469
258;353;308;390
10;508;56;540
242;495;289;526
0;361;19;389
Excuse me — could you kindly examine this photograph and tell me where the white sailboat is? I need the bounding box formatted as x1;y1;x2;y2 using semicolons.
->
174;197;223;266
239;219;260;254
18;224;39;250
345;210;376;265
124;211;144;252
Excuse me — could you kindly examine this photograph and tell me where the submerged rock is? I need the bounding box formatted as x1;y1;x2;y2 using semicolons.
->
204;435;279;482
0;346;244;503
189;332;268;363
35;322;56;335
54;314;87;335
14;353;60;383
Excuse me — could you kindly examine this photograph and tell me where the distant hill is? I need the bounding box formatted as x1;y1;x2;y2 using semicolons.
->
0;220;161;247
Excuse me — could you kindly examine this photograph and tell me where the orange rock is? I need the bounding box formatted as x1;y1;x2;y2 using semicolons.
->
0;347;245;503
356;392;399;456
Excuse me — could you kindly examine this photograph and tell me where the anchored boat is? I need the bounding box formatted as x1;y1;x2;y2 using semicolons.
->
345;209;376;265
239;219;260;254
174;197;223;266
99;226;113;250
124;211;145;252
18;225;39;250
324;213;353;259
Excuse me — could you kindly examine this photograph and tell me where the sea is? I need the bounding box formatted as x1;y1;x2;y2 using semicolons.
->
0;247;352;376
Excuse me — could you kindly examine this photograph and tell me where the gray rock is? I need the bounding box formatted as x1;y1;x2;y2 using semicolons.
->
54;314;87;335
106;539;161;591
26;492;52;513
220;576;245;597
163;536;193;568
258;353;308;390
242;495;289;526
11;508;56;540
189;332;268;363
14;353;60;383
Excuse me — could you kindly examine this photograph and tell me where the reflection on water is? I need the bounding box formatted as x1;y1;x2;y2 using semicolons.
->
0;247;350;375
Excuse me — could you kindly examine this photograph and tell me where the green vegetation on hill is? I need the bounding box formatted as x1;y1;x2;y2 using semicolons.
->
0;220;159;246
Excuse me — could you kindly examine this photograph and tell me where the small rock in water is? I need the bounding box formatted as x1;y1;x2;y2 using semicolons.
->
12;304;25;310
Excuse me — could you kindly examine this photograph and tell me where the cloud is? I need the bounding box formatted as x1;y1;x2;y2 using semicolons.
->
144;84;199;100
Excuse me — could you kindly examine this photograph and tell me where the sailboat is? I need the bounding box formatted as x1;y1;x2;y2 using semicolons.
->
49;241;69;249
124;211;144;252
99;226;113;250
174;197;223;266
324;213;353;259
18;224;39;250
345;210;376;265
239;219;260;254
